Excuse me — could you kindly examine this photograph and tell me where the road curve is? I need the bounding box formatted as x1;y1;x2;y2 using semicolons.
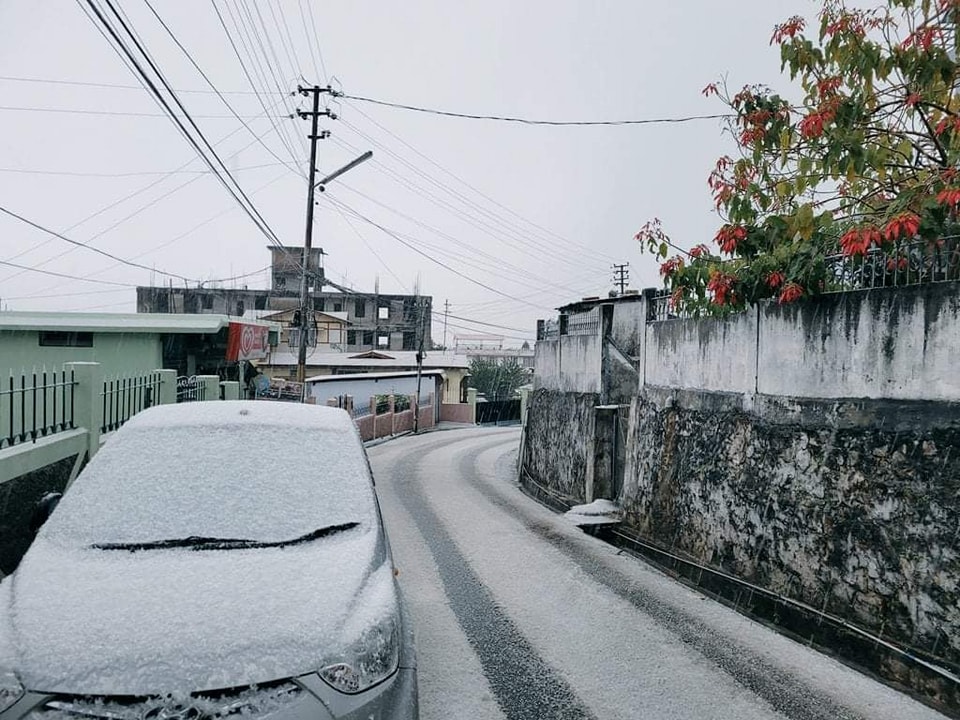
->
369;426;949;720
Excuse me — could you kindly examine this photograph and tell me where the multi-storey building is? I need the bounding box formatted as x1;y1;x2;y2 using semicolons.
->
136;246;432;352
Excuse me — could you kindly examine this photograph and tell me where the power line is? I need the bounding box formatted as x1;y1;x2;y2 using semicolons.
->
341;94;734;126
82;0;287;252
0;259;138;287
0;105;277;119
143;0;302;176
0;73;279;94
325;196;555;312
0;205;275;287
212;0;303;170
0;161;285;178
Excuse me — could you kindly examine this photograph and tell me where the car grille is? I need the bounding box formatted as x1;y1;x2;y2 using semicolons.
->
28;681;303;720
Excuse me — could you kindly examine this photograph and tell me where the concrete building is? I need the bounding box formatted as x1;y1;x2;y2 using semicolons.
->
261;349;470;405
136;246;432;352
0;311;278;380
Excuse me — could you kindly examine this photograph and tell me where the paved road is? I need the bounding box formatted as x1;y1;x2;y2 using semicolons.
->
369;426;949;720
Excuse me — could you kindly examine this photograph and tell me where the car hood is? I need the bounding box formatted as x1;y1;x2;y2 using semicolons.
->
0;527;394;695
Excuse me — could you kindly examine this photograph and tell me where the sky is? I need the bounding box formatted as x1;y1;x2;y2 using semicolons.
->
0;0;811;345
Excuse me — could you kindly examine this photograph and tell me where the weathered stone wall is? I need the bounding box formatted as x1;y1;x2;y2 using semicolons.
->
521;389;597;505
622;387;960;669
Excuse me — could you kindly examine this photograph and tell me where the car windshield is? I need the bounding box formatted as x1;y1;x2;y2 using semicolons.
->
43;423;376;547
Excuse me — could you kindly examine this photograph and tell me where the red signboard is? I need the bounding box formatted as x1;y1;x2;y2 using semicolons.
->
226;322;270;361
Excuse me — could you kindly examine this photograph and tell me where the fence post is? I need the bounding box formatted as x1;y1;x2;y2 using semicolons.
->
467;387;478;424
389;394;396;435
155;370;177;406
198;375;221;402
220;381;240;401
65;362;103;461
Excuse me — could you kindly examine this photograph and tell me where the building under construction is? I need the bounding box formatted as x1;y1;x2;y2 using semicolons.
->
136;246;432;353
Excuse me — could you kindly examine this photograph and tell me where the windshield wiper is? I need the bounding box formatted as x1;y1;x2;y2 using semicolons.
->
91;522;360;552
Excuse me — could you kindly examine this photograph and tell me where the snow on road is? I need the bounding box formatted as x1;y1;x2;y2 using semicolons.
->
369;426;950;720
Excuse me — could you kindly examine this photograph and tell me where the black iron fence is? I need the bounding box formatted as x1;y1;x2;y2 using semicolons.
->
0;369;76;449
825;237;960;292
176;375;205;403
101;373;162;434
476;399;521;425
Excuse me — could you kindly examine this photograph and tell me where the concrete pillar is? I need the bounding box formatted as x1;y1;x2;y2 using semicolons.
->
198;375;221;402
326;398;338;408
344;395;354;414
65;362;103;461
220;381;240;401
156;369;177;406
467;387;478;424
388;394;396;435
519;387;531;428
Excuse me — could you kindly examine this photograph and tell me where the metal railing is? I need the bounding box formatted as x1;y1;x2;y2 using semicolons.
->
101;373;162;434
176;375;205;403
646;290;693;323
0;369;76;449
825;237;960;292
563;308;601;336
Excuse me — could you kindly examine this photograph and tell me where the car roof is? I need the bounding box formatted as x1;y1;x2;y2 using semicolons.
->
123;400;355;433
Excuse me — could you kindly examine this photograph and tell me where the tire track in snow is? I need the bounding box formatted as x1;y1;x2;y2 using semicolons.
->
454;438;865;720
389;431;597;720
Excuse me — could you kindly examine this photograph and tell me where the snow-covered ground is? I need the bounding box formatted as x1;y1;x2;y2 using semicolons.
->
370;426;951;720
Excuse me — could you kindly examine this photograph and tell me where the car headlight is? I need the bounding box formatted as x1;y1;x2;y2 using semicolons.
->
318;612;400;695
0;671;23;713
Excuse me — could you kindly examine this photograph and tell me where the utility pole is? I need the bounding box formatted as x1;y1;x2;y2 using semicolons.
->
442;299;450;350
295;85;336;388
413;295;426;433
612;263;630;295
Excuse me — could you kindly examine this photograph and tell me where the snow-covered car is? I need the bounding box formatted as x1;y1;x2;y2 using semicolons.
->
0;401;418;720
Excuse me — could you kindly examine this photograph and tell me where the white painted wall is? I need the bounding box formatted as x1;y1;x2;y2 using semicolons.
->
533;334;602;394
644;308;757;394
758;288;960;401
307;374;441;410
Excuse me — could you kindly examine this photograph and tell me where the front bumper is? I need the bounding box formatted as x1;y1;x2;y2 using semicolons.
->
1;668;418;720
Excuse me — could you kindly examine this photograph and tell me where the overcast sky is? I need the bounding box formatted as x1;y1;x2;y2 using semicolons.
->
0;0;809;344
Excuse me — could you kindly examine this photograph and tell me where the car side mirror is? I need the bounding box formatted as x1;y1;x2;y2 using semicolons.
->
29;492;62;535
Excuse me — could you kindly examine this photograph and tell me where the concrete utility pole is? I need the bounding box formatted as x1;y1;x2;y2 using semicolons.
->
295;85;336;387
442;299;450;349
612;263;630;295
413;296;426;434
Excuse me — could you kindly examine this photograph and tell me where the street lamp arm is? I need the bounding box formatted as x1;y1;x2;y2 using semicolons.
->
316;151;373;190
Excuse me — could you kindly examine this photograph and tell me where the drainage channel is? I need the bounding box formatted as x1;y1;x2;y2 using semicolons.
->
515;471;960;719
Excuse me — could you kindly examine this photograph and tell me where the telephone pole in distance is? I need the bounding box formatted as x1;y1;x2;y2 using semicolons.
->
612;263;630;295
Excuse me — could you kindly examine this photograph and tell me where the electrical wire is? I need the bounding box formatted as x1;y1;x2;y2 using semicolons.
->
212;0;302;170
0;161;285;178
342;101;623;264
0;105;273;119
342;94;734;126
83;0;287;252
143;0;302;176
298;0;326;84
325;196;555;312
0;74;279;94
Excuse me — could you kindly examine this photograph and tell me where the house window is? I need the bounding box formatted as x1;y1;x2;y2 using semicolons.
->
378;335;389;348
39;331;93;348
363;331;374;346
201;295;214;310
378;306;389;320
314;298;324;311
255;295;267;310
236;301;245;316
347;330;357;345
354;300;366;318
402;331;416;350
333;302;343;312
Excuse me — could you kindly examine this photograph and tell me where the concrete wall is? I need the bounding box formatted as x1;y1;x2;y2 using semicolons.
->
644;307;758;394
533;335;602;394
758;284;960;401
0;331;162;378
621;388;960;672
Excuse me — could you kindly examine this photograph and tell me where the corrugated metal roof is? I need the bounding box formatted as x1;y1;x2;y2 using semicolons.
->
265;350;470;369
305;370;445;383
0;311;278;334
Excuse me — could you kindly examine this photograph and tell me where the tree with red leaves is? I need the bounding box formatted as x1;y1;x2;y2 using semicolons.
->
638;0;960;315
